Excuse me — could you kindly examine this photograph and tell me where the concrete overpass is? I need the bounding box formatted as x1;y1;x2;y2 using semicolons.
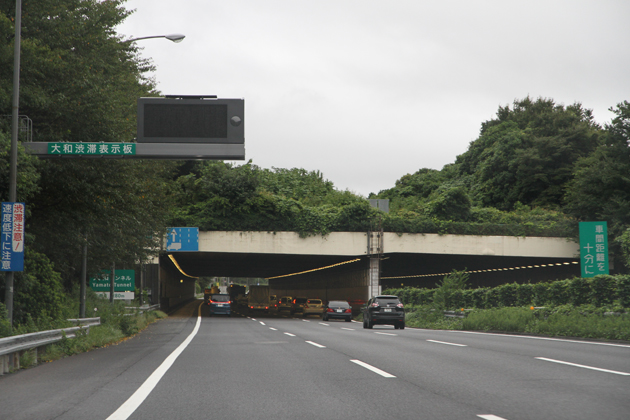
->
151;231;580;310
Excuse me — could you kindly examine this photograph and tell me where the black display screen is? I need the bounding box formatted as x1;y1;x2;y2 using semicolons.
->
143;104;228;138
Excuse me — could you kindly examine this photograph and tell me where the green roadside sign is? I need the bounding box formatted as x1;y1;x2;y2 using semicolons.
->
48;142;136;156
579;221;609;278
89;269;135;292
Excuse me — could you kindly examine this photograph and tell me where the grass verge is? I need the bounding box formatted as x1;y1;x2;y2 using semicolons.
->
403;305;630;341
35;310;168;365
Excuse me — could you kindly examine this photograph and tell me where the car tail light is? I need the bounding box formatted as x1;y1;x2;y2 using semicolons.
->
397;303;404;308
344;308;352;313
304;303;309;308
327;308;334;313
371;302;379;308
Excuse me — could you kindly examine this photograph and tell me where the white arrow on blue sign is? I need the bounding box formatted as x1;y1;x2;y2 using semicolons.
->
166;227;199;251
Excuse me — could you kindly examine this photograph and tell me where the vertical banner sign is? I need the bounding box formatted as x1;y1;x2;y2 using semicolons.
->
1;202;25;272
579;221;609;278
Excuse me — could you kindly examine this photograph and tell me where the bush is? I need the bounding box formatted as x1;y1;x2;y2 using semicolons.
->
590;275;615;307
568;277;590;306
617;275;630;307
548;280;570;306
463;307;534;332
0;302;11;337
528;311;630;341
516;283;535;306
497;283;519;307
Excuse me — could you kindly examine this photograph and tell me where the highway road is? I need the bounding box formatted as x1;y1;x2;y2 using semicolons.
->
1;300;628;420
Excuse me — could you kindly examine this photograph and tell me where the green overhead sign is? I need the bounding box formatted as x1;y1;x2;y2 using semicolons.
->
89;270;135;292
579;221;609;278
48;142;136;156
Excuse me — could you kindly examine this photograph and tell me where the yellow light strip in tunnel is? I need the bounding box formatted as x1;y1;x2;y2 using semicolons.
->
168;254;199;279
381;261;579;280
266;258;362;280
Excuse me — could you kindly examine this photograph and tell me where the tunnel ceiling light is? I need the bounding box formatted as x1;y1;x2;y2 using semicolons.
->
168;254;199;279
381;260;579;280
265;258;361;280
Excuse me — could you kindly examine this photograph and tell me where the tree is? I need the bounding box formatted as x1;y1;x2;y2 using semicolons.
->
455;97;601;210
564;101;630;272
0;1;177;293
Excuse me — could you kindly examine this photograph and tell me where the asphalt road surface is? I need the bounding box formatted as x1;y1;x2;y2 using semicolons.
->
1;300;628;420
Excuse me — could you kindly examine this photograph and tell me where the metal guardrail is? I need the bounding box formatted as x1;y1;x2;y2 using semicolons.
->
123;304;160;316
0;305;161;373
0;318;101;375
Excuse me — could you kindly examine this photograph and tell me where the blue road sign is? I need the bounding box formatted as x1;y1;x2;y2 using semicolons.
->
166;227;199;251
1;202;25;272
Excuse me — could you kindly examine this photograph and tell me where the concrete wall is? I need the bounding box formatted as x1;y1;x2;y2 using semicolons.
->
197;231;578;259
159;255;196;311
384;232;579;258
199;231;368;256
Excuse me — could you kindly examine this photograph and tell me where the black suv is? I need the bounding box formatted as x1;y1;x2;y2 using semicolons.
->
362;295;405;329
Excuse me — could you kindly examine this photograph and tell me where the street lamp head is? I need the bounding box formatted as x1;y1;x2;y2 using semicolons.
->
125;34;186;43
165;34;185;43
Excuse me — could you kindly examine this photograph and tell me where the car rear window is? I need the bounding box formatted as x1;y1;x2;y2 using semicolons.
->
307;299;322;304
375;297;400;305
211;294;230;302
295;298;307;303
328;301;350;308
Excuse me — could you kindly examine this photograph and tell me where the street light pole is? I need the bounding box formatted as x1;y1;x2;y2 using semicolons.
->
4;0;22;328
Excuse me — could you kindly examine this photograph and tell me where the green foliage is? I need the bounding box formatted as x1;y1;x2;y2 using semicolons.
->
0;302;11;337
564;101;630;271
590;275;615;307
385;274;630;310
0;248;67;329
526;309;630;341
426;185;472;221
455;97;600;211
463;307;534;332
432;269;469;310
617;275;630;307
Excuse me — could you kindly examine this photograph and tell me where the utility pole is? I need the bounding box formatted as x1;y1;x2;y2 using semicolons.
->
4;0;22;328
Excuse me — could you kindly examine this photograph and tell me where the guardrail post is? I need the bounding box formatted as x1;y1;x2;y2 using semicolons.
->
1;354;8;374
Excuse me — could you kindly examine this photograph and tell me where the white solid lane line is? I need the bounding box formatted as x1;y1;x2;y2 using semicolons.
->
427;339;467;347
350;360;396;378
306;341;326;348
450;330;630;348
106;303;203;420
535;357;630;376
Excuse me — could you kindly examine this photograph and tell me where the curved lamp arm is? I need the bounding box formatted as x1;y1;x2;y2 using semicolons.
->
124;34;185;43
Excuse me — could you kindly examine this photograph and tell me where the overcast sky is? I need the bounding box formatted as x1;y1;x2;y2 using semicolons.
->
116;0;630;197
